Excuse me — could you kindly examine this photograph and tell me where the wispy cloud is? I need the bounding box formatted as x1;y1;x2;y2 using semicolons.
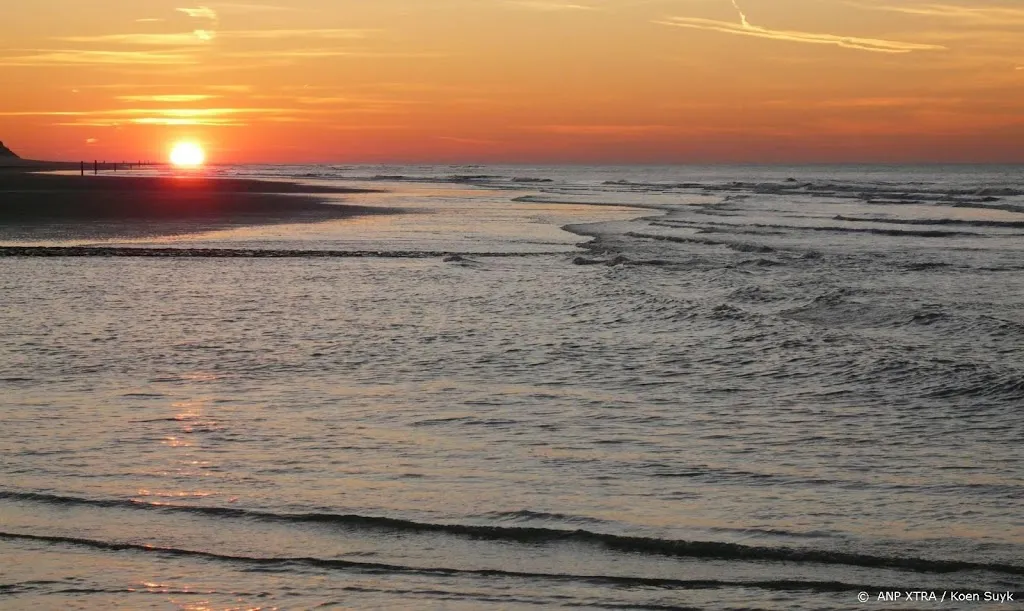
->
31;12;374;71
758;96;967;111
436;136;501;145
287;95;423;114
214;3;295;13
72;83;251;92
0;111;83;117
122;107;289;117
0;49;198;66
58;33;212;46
177;6;218;20
116;94;220;102
845;2;1024;27
526;122;808;138
175;5;219;43
224;49;444;59
529;124;675;136
657;0;945;54
0;107;296;127
729;0;749;27
62;28;374;45
327;124;409;131
220;28;375;40
504;1;598;11
207;84;254;92
294;96;422;106
657;96;963;112
127;117;244;126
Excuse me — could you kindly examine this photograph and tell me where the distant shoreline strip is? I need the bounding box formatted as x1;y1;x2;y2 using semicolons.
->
0;246;566;258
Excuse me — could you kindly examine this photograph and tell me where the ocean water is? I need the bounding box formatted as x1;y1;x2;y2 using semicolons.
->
1;165;1022;610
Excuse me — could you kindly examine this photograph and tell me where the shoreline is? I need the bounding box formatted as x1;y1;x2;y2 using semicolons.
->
0;171;393;242
0;246;567;258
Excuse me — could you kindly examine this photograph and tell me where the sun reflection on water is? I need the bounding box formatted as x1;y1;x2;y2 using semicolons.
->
163;436;193;448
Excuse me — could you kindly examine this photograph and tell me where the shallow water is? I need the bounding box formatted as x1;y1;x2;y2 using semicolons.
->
1;165;1022;609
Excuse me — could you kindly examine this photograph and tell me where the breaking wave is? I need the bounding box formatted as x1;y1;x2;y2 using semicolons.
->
2;491;1022;576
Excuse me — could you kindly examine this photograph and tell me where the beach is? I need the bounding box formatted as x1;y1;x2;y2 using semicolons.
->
0;171;387;242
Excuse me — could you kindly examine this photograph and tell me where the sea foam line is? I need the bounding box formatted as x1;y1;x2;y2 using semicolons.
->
1;491;1021;576
0;530;914;594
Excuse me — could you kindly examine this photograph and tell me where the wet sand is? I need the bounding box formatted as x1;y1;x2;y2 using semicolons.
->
0;171;390;242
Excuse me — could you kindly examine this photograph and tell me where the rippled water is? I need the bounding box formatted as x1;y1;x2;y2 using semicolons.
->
1;165;1022;610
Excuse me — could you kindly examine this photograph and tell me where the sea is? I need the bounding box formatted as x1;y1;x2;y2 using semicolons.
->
1;164;1022;610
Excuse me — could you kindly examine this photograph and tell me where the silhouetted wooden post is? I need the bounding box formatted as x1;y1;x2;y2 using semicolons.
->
93;160;97;175
80;161;84;176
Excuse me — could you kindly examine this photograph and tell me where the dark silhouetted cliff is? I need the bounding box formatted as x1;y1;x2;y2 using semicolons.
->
0;141;20;158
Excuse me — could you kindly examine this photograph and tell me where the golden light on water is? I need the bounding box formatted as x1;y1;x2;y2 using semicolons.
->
169;142;206;168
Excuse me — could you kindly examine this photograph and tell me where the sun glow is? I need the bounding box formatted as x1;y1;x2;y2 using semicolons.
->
169;142;205;167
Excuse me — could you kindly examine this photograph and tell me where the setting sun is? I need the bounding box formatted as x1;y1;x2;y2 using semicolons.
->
170;142;205;168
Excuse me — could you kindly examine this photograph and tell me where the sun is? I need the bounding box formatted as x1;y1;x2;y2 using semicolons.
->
169;142;206;168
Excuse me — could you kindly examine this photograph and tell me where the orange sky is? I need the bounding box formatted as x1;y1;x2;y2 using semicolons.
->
1;0;1022;163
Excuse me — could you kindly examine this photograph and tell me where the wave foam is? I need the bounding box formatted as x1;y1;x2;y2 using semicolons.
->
2;491;1021;576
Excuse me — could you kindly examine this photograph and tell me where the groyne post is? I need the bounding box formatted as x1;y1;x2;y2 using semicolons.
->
93;160;97;175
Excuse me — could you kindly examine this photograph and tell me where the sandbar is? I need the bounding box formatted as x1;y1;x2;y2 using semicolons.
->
0;171;390;242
